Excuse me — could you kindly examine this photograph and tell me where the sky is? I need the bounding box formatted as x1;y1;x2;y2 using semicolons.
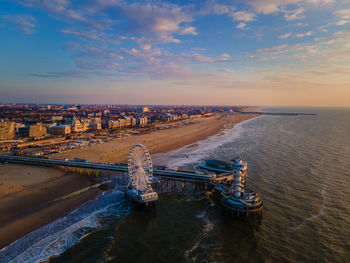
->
1;0;350;106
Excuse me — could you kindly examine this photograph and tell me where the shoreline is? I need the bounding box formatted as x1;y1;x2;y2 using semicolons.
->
0;113;259;251
54;113;260;163
0;165;102;249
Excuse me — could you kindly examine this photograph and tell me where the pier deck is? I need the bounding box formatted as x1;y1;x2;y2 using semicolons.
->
0;155;224;184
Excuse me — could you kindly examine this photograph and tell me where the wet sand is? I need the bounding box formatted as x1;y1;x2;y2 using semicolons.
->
0;164;100;249
0;113;258;249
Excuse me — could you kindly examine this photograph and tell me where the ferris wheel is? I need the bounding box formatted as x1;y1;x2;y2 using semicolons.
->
127;144;153;193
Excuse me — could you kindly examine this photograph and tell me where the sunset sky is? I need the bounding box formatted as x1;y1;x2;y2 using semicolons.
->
1;0;350;106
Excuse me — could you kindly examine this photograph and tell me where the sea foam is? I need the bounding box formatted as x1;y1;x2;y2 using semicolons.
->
152;117;261;169
0;189;132;263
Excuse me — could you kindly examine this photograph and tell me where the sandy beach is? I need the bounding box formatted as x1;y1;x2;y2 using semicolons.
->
0;113;258;249
54;113;259;163
0;164;101;249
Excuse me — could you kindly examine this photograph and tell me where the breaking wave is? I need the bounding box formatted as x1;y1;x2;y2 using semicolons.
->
185;202;216;261
0;189;132;263
152;117;261;169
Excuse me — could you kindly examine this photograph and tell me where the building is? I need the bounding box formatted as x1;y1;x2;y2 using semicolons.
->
119;119;126;127
89;122;101;130
91;117;101;123
44;122;58;129
0;121;15;140
124;116;132;127
164;113;178;121
109;120;121;129
15;123;26;132
52;116;63;121
71;120;86;133
16;126;29;138
131;117;136;127
63;106;77;110
137;107;149;113
137;117;148;126
50;125;71;135
29;123;47;138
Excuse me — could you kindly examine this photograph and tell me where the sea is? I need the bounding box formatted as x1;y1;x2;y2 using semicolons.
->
0;107;349;263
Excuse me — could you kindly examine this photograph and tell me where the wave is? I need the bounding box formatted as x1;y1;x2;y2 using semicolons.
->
152;116;262;169
279;124;295;136
0;189;132;263
289;187;327;232
185;203;216;261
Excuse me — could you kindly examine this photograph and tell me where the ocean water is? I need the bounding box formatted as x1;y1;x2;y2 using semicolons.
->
1;107;350;262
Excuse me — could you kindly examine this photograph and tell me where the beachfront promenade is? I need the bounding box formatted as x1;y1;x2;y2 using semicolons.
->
0;154;232;184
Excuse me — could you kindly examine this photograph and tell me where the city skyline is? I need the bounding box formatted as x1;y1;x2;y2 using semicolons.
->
1;0;350;107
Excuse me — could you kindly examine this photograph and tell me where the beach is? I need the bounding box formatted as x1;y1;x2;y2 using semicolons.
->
0;113;258;249
0;164;100;249
54;113;259;163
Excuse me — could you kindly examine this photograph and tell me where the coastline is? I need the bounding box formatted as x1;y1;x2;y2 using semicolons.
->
0;164;102;249
0;113;259;250
53;113;260;163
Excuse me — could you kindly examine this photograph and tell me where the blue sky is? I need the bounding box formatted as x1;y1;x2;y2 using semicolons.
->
1;0;350;106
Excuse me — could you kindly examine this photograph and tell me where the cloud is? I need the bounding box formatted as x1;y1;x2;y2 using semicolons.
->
179;26;198;35
180;52;214;63
60;28;101;40
2;14;36;34
199;2;236;16
108;1;197;49
248;0;335;15
8;0;347;88
199;3;255;25
332;27;350;39
283;7;305;21
15;0;86;23
333;9;350;20
278;32;292;39
335;20;349;26
296;22;308;27
236;22;247;29
248;55;280;61
308;64;350;75
256;43;317;55
232;11;256;22
71;44;124;71
277;31;313;39
256;44;289;54
220;53;230;58
223;68;235;73
29;70;121;78
295;30;313;38
16;1;200;50
16;0;86;21
111;46;236;81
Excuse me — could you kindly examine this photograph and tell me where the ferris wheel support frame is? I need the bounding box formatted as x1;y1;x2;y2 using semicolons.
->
127;144;154;193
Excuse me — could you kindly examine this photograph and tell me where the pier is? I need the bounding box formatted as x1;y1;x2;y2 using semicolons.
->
0;155;221;183
0;144;263;218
